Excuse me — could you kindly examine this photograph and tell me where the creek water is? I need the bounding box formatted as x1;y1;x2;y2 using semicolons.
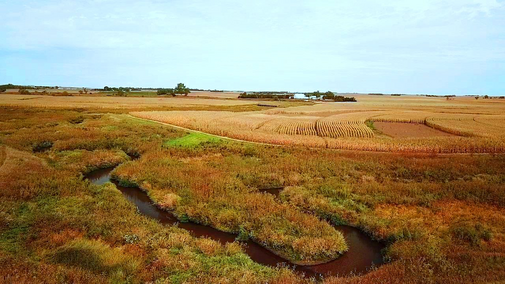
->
86;168;384;278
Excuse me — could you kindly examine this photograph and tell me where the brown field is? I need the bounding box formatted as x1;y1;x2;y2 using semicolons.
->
187;91;241;99
0;93;256;109
131;95;505;153
374;122;455;138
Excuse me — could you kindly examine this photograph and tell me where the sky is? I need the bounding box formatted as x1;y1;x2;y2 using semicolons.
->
0;0;504;95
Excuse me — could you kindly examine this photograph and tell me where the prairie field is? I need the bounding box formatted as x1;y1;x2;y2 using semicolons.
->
0;94;504;283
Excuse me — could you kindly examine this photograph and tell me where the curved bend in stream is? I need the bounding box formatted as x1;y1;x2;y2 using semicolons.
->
86;167;385;278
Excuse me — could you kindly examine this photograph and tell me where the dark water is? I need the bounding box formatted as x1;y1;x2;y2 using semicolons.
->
86;168;385;278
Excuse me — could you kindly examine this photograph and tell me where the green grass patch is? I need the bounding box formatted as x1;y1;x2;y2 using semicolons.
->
164;133;222;148
365;120;376;131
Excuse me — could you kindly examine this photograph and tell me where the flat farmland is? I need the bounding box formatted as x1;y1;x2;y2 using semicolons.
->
187;91;241;99
0;93;256;109
132;96;505;153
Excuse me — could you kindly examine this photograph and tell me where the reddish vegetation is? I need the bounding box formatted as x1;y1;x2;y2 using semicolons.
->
374;122;455;138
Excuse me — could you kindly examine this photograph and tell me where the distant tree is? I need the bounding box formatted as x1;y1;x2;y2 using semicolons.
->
115;89;127;97
19;88;30;95
475;96;479;100
323;91;335;100
484;95;489;99
304;93;311;99
104;86;110;91
157;88;175;96
175;83;190;96
0;84;13;92
79;90;84;94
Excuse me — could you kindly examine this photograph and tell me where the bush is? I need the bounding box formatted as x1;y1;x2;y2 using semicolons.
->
114;90;127;97
179;213;190;223
32;141;53;152
157;88;175;96
450;221;492;246
236;226;250;241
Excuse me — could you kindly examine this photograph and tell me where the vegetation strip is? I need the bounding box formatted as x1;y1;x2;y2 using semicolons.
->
86;166;385;277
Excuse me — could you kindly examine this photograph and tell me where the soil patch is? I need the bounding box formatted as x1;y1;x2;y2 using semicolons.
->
374;122;455;138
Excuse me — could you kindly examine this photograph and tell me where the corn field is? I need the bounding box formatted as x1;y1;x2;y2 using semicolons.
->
131;104;505;153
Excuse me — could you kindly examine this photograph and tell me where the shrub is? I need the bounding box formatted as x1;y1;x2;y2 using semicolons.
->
157;88;175;96
450;221;492;246
32;141;53;152
236;226;250;241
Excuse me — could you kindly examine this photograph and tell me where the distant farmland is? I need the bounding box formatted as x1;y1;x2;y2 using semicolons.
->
132;95;505;153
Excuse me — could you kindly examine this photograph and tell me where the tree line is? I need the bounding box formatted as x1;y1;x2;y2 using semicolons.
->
305;91;357;102
157;83;191;96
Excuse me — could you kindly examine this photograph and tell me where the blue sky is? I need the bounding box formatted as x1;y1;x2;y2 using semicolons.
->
1;0;504;95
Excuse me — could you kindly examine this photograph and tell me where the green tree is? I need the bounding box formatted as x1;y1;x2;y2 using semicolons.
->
323;91;335;100
175;83;190;96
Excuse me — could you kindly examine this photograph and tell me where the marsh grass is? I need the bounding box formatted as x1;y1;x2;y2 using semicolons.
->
1;107;505;283
0;108;297;283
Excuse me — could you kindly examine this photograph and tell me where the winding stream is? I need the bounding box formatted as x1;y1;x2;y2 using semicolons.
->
86;167;384;278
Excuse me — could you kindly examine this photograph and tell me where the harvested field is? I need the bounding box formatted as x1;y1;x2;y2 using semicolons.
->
187;91;241;99
374;122;455;138
131;95;505;153
0;94;256;109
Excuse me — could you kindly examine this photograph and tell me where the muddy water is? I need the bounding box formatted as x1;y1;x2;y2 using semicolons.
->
86;168;385;278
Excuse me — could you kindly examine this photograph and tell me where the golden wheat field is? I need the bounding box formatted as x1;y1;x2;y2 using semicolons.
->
131;95;505;153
